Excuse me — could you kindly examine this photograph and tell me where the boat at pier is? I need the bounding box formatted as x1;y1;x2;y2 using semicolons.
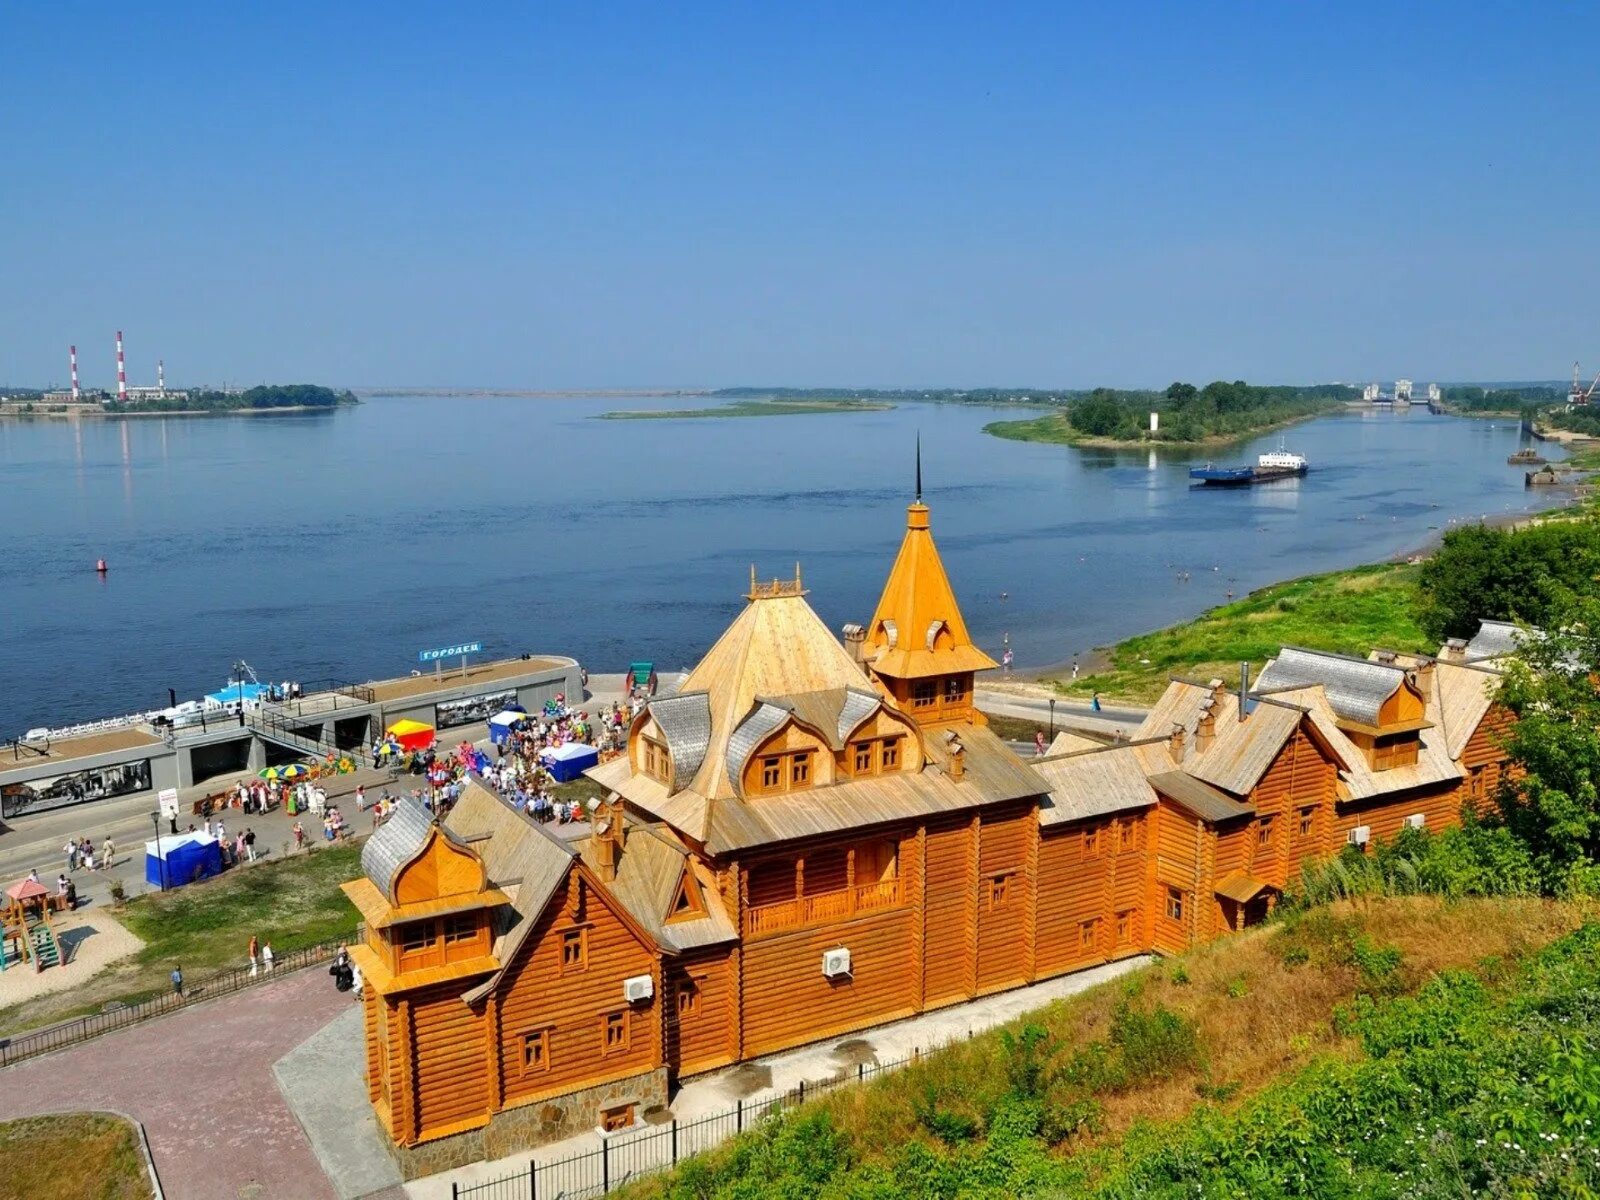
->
1190;447;1309;487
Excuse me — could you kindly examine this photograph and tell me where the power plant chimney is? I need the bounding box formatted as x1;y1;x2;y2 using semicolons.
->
116;330;127;403
69;345;79;401
158;359;165;397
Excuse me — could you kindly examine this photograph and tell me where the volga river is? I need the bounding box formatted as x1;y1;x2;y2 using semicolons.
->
0;396;1570;735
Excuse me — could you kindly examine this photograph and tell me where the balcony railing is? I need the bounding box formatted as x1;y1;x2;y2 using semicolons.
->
743;879;904;936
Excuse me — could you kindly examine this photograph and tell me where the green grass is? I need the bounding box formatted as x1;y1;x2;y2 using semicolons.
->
983;412;1088;445
1052;562;1427;705
598;398;893;420
0;1113;150;1200
0;843;364;1036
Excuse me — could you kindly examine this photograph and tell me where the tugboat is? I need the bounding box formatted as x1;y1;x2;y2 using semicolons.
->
1190;445;1309;487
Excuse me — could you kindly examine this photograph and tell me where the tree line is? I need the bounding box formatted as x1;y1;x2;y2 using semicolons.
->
104;384;358;413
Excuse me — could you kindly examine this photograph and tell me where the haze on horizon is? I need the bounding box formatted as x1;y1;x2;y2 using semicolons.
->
3;3;1596;392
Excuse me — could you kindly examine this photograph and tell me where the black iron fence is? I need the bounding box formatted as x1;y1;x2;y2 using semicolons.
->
452;1049;922;1200
0;934;350;1069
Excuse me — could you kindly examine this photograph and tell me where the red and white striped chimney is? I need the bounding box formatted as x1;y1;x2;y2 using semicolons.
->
116;330;127;402
69;345;79;401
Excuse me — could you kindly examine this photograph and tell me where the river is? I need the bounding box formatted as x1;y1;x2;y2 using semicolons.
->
0;397;1570;735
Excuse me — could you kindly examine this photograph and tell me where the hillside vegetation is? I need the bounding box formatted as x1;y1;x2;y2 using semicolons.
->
624;894;1592;1199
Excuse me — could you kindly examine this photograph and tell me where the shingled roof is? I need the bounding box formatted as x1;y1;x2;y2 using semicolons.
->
360;797;437;901
1254;647;1407;728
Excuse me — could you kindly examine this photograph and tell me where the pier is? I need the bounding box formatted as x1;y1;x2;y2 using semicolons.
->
0;656;583;823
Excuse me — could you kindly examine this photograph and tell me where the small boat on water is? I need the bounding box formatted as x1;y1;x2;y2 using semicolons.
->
1508;448;1547;466
1190;446;1309;487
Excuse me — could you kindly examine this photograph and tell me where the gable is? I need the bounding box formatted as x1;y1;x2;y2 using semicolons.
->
393;828;489;906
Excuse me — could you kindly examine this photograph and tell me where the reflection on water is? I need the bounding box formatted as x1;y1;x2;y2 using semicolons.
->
0;398;1571;732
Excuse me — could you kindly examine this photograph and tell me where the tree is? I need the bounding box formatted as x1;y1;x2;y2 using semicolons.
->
1497;594;1600;888
1165;382;1198;406
1417;522;1600;642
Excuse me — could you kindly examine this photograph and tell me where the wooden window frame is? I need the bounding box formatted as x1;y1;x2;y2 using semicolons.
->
760;756;783;790
1116;908;1134;945
561;927;588;973
912;680;937;709
944;676;967;704
442;914;477;944
520;1027;551;1075
1256;814;1275;847
1298;806;1315;838
643;737;671;783
667;867;706;922
1079;918;1098;949
880;738;901;770
986;871;1014;911
1082;824;1100;858
1469;765;1486;798
1165;887;1184;922
399;921;432;954
600;1103;636;1132
676;975;702;1017
790;752;811;786
601;1010;630;1056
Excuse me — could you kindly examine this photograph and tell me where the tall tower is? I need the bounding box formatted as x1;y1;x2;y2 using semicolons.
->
860;441;997;727
158;359;165;397
116;331;127;402
69;345;79;401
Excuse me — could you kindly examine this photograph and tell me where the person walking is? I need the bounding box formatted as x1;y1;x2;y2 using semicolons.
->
1091;692;1102;713
63;839;77;874
261;940;275;972
171;965;184;997
244;828;257;863
101;837;115;870
248;934;259;977
292;820;306;851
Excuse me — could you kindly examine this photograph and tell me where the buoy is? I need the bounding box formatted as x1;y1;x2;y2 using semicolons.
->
95;559;107;573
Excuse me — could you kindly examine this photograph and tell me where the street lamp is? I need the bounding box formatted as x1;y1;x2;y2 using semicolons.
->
150;810;166;891
1049;697;1056;738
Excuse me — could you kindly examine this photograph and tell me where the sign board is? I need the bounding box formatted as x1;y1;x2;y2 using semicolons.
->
418;641;482;664
158;787;180;820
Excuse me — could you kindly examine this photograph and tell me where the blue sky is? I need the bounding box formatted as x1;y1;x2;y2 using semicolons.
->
3;3;1596;389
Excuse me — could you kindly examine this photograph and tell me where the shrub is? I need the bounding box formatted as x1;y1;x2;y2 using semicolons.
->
1109;1002;1202;1079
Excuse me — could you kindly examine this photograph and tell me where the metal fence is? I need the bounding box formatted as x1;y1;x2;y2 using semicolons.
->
453;1048;924;1200
0;934;349;1069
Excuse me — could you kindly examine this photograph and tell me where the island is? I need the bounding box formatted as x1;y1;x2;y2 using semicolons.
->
597;396;893;419
983;380;1358;447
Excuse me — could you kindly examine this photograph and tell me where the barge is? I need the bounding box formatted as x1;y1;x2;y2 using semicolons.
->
1190;447;1309;487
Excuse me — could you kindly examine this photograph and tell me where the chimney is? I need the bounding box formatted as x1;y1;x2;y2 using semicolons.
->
593;797;625;882
842;623;867;664
945;731;966;780
1442;637;1468;662
1168;722;1186;764
1195;699;1216;754
1238;661;1251;722
1375;650;1398;666
1414;658;1436;695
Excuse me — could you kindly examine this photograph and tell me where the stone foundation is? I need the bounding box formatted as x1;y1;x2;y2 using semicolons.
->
389;1066;669;1180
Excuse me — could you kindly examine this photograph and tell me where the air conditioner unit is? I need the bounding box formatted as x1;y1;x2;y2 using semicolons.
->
1403;813;1426;830
622;974;654;1004
821;947;852;978
1348;825;1371;846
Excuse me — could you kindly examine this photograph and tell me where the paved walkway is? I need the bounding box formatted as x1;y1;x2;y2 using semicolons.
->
0;965;359;1200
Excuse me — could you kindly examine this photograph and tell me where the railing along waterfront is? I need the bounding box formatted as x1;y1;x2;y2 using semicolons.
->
451;1042;942;1199
0;934;351;1069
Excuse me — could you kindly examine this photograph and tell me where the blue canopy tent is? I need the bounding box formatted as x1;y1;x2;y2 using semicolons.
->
145;832;223;889
543;742;599;783
488;709;527;746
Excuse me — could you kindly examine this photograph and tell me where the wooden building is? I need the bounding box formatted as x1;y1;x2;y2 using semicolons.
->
342;487;1523;1179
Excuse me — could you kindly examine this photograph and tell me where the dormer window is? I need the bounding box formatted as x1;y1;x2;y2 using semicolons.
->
913;681;937;708
1372;732;1420;771
848;737;902;777
643;738;671;782
944;676;968;704
753;751;812;795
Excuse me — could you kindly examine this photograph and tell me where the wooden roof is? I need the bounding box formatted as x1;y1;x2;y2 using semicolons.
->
864;501;998;680
1214;870;1273;903
1032;742;1158;826
1146;769;1254;823
673;589;875;801
574;822;738;952
601;724;1043;855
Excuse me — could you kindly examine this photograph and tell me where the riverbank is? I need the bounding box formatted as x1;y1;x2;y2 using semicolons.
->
1044;561;1428;704
0;403;350;420
982;405;1328;450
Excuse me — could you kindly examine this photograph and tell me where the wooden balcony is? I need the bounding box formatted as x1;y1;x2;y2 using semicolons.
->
743;879;904;937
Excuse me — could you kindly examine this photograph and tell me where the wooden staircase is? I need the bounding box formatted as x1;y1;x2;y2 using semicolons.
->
26;917;59;971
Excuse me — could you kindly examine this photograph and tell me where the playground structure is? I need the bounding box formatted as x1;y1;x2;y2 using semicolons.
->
1;878;62;972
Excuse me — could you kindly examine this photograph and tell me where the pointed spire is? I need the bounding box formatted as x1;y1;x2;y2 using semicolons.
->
915;432;922;503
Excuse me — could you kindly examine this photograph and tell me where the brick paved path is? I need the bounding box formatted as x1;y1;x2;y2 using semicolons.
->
0;966;353;1199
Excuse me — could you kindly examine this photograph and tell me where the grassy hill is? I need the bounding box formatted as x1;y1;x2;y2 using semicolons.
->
623;894;1593;1198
